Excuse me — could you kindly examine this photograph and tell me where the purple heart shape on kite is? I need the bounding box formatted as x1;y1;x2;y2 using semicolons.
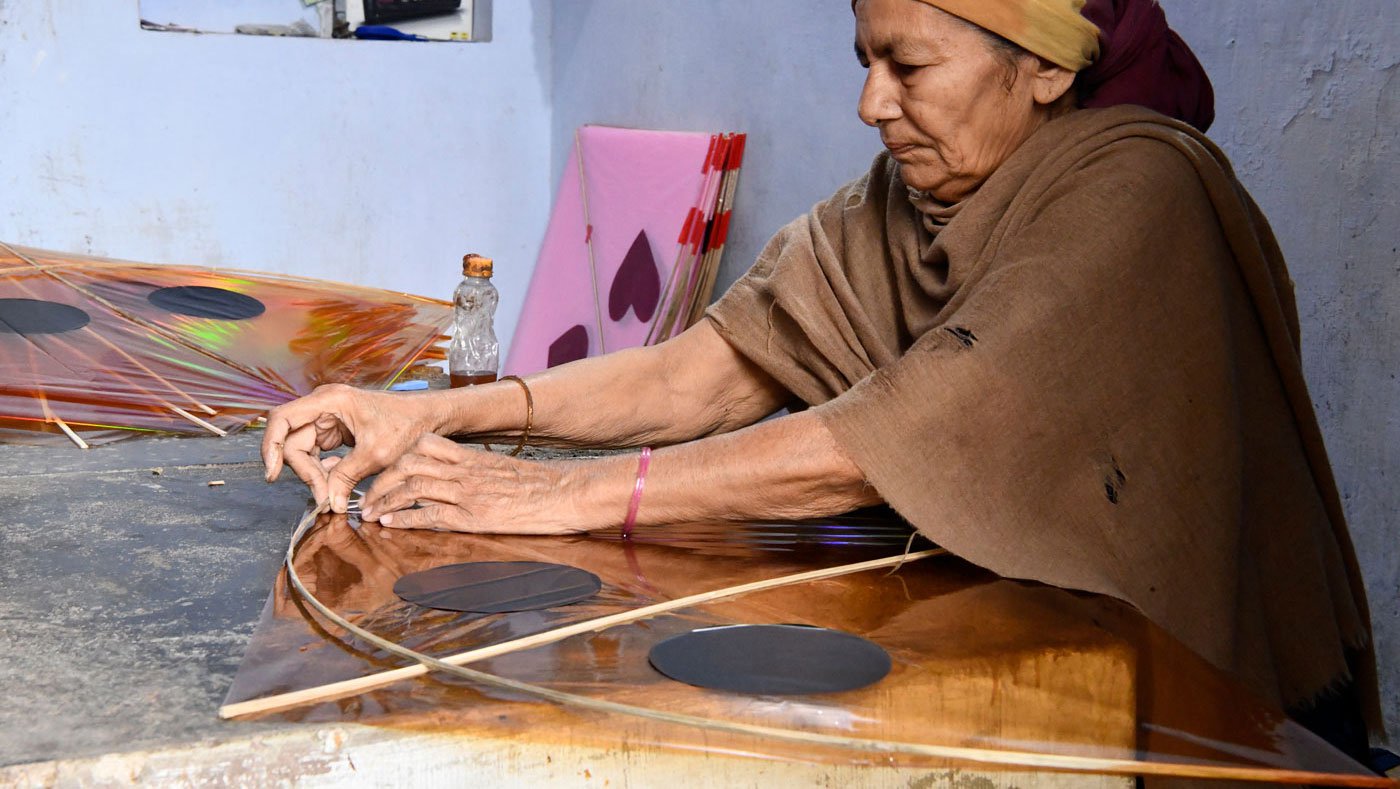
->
548;324;590;368
608;230;661;323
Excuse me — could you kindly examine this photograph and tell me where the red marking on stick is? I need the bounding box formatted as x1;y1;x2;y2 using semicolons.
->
712;212;733;249
710;135;729;171
689;213;707;249
678;208;700;245
585;224;593;244
726;134;747;170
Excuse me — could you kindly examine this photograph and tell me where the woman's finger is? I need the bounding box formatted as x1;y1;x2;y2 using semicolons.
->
364;475;467;522
360;462;449;520
381;502;581;535
263;398;331;480
325;445;388;514
261;385;357;482
403;433;474;463
378;502;458;531
282;441;330;505
261;408;296;482
314;414;349;451
362;444;475;513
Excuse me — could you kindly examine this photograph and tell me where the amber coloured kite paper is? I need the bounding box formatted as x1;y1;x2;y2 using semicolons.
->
0;242;451;447
222;513;1395;787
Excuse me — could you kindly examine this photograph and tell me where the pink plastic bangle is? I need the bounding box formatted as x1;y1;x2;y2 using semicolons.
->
621;447;652;539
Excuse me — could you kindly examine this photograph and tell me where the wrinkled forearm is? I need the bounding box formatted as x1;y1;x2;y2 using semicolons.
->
424;320;788;449
562;408;883;528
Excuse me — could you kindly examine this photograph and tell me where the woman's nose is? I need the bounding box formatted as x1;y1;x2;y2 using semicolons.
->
858;65;901;127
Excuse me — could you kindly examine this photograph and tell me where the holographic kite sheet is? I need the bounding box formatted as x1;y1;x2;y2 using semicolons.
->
0;242;451;447
222;513;1391;788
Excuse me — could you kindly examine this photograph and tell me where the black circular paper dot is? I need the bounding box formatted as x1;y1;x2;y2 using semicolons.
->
648;624;891;695
147;286;265;320
393;561;601;614
0;298;91;335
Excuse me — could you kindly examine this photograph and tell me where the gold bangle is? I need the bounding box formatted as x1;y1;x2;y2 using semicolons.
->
499;375;533;456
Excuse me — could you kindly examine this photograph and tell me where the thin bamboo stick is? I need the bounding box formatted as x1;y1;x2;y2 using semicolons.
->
647;134;726;345
683;142;744;329
49;412;89;449
574;131;609;355
658;135;733;342
220;536;946;718
169;406;228;437
80;327;219;416
19;327;88;449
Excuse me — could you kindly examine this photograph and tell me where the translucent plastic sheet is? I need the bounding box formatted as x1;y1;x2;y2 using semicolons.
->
224;510;1394;787
0;243;450;446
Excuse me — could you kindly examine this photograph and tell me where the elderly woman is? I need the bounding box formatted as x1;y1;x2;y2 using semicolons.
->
264;0;1381;765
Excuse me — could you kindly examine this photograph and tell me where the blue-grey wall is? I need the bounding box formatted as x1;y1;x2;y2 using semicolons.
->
1166;0;1400;742
0;0;553;358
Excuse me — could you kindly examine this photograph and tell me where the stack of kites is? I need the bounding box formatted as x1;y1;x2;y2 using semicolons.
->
0;241;451;448
506;125;746;373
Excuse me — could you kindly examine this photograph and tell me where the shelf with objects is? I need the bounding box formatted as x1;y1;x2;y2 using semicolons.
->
137;0;492;42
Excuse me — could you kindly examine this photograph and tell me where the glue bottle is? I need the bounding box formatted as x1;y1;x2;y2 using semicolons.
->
448;253;500;388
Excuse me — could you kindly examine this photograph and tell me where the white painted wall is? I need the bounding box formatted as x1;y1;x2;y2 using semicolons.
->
0;0;551;357
550;1;873;296
550;0;1400;745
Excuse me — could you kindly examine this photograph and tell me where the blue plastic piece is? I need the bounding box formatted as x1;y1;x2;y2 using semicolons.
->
389;379;430;391
353;25;428;41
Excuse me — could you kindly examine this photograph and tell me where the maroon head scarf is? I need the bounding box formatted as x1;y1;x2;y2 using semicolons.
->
1079;0;1216;131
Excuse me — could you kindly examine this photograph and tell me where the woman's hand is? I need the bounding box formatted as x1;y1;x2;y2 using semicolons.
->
262;384;439;512
359;434;598;535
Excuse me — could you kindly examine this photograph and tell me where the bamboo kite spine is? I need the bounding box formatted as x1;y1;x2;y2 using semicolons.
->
18;328;89;448
79;327;220;416
575;130;609;355
50;413;90;449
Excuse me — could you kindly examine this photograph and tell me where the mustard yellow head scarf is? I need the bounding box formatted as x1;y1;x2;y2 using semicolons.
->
916;0;1102;71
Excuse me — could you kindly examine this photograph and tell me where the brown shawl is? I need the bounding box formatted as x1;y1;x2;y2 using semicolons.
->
706;106;1380;728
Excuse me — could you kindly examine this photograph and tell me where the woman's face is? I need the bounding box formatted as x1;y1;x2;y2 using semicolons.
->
854;0;1073;201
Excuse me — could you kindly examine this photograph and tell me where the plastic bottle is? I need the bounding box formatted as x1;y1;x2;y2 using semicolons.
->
448;253;500;388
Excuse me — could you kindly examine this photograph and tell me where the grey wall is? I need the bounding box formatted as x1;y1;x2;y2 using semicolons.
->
1165;0;1400;742
552;1;1400;744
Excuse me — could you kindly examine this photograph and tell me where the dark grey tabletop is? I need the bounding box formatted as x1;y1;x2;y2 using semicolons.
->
0;432;310;766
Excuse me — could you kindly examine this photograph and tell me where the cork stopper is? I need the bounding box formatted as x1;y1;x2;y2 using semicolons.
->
462;253;493;278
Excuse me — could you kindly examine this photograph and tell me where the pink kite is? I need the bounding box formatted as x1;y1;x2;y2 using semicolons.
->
505;125;745;374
